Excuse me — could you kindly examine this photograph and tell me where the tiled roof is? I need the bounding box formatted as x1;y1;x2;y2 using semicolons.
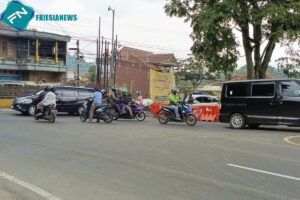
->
0;21;14;31
119;46;177;67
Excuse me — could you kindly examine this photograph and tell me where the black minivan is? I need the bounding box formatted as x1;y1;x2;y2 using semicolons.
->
219;79;300;129
12;86;93;116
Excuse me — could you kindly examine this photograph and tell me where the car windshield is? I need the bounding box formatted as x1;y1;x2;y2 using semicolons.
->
33;90;43;96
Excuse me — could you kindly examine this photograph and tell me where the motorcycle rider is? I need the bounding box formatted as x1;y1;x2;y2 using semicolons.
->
136;90;143;105
110;86;125;114
36;86;50;115
168;87;181;119
88;88;102;123
121;89;133;118
36;86;56;116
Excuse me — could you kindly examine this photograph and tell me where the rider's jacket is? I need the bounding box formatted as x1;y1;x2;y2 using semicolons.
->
111;91;121;103
121;96;132;105
168;94;180;105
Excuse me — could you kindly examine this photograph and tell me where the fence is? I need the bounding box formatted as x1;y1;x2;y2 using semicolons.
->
0;85;42;99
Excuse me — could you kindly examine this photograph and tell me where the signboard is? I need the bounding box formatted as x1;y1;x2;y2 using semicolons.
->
150;69;175;103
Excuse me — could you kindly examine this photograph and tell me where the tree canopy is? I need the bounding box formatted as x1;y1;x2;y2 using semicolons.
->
176;57;217;90
165;0;300;79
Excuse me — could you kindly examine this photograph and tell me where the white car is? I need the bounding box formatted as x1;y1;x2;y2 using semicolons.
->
188;94;219;106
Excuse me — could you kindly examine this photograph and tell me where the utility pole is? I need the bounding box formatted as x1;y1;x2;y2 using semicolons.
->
69;40;80;87
100;36;104;88
103;41;107;90
98;17;101;89
96;38;99;87
108;6;115;87
76;40;80;87
106;42;110;89
96;17;101;89
114;35;118;85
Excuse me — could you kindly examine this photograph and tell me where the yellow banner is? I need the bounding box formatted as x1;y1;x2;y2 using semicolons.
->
150;69;175;103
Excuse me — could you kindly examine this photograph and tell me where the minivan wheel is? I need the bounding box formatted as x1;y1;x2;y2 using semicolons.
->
229;113;245;129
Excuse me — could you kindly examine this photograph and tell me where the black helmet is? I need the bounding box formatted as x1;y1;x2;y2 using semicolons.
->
111;86;116;91
44;86;50;91
171;87;179;94
49;86;56;92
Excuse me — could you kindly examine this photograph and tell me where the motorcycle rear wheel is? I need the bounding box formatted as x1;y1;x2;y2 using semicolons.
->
158;111;168;125
110;109;119;120
136;112;146;121
103;114;113;124
48;113;56;123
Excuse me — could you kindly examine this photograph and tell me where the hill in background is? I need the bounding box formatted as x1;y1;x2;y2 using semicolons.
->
66;54;95;74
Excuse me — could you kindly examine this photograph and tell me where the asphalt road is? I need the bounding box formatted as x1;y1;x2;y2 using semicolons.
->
0;111;299;200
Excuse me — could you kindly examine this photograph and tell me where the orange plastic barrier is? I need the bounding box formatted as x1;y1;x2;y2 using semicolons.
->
150;103;168;118
151;103;220;121
190;105;201;121
199;105;220;122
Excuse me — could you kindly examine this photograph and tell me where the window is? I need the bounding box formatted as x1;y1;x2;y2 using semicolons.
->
2;41;7;56
196;97;203;103
252;83;274;96
226;83;248;97
202;97;211;103
55;89;62;98
78;89;92;97
62;89;75;98
281;81;300;97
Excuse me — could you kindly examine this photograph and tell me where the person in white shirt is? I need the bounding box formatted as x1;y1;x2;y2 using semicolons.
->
37;87;57;116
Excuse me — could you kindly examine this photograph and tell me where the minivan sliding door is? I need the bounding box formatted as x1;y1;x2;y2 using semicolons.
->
247;82;278;124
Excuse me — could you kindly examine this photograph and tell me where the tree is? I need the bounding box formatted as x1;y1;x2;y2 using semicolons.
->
165;0;300;79
177;57;217;91
277;49;300;78
88;65;96;82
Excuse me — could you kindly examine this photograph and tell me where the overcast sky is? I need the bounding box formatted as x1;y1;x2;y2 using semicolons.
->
0;0;291;66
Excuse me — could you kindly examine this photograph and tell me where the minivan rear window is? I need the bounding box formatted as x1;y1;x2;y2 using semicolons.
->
252;84;274;97
226;84;248;97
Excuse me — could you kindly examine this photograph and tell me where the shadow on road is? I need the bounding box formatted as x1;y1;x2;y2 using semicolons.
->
225;126;300;134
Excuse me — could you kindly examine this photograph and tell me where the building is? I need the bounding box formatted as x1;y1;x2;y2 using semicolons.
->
115;47;178;98
0;22;71;82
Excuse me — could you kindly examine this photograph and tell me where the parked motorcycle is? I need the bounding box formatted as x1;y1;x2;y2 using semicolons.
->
34;104;57;123
110;102;146;121
157;95;197;126
80;99;113;123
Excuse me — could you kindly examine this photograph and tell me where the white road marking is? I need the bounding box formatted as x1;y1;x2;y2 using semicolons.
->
0;170;62;200
227;164;300;181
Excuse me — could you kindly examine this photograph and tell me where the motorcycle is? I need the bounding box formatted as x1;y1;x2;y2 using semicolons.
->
79;99;113;123
110;102;146;121
34;104;57;123
157;95;197;126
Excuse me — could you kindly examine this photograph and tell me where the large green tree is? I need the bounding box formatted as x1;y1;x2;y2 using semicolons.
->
165;0;300;79
177;57;217;91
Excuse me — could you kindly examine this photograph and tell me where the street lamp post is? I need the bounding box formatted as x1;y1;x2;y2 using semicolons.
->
108;6;115;87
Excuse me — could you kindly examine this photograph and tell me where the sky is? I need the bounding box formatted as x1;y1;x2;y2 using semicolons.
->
0;0;292;67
